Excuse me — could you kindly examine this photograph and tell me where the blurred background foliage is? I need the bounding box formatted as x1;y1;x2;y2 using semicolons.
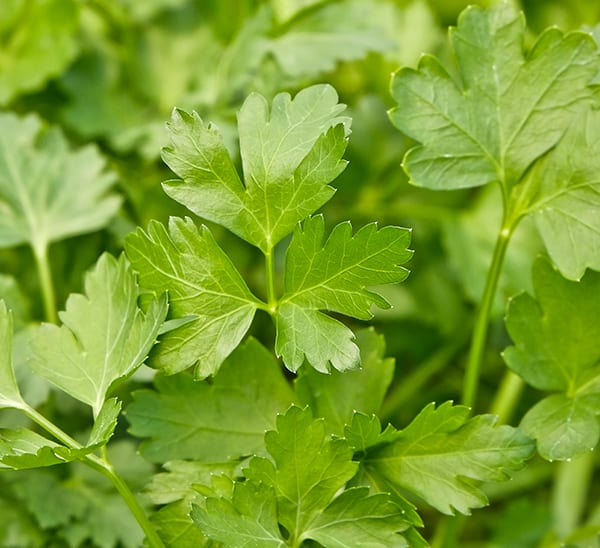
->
1;0;599;545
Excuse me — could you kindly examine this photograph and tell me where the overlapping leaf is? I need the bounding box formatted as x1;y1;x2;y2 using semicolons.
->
162;85;349;252
28;253;167;417
276;216;412;372
125;217;262;378
361;402;535;515
389;3;599;191
504;258;600;460
192;406;410;547
0;113;120;252
126;338;294;462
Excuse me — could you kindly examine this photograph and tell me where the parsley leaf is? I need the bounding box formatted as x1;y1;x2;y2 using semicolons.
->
162;84;349;253
125;217;261;378
28;253;167;417
276;216;412;372
504;257;600;460
126;338;295;462
0;301;25;409
360;401;535;515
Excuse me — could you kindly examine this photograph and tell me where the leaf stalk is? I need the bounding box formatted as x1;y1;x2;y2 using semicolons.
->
32;242;58;324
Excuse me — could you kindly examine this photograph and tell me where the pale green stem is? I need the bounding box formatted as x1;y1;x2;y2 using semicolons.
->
265;247;278;313
489;370;525;424
462;222;513;409
552;451;596;540
32;242;58;324
21;404;165;548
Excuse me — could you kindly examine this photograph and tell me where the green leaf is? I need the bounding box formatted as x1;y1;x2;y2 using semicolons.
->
245;406;358;535
389;3;599;191
87;398;122;449
0;0;79;104
125;217;260;378
162;84;349;252
0;113;120;252
276;216;412;372
302;487;409;547
126;338;295;462
295;328;395;434
504;257;600;459
0;275;29;329
0;428;65;469
192;481;286;547
345;413;400;455
0;300;25;409
523;107;600;280
28;253;167;417
519;394;600;461
153;500;214;548
363;401;535;515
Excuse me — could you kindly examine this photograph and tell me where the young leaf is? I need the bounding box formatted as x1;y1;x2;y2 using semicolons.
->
0;113;120;252
362;402;535;515
162;85;349;252
0;300;25;409
504;257;600;459
126;338;295;462
28;253;167;417
125;217;261;378
295;328;395;434
0;429;64;469
276;216;412;372
389;3;599;191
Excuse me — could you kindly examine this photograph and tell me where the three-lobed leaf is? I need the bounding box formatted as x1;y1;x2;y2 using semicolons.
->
162;84;349;253
504;257;600;459
28;253;167;417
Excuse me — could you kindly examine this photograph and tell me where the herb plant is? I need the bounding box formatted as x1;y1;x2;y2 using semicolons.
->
0;1;599;546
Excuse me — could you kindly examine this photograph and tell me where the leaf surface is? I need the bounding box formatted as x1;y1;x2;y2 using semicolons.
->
0;113;120;252
126;338;294;462
163;85;349;252
363;402;535;515
0;300;25;409
125;217;260;378
28;253;167;416
389;3;599;192
504;257;600;459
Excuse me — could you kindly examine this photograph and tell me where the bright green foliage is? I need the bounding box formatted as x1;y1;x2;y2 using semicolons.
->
192;406;411;547
294;328;395;434
0;428;64;469
125;217;261;377
0;0;79;104
28;253;167;417
358;402;535;515
162;85;349;252
504;258;600;460
0;275;29;328
126;338;295;462
0;300;25;409
0;113;120;253
389;3;598;192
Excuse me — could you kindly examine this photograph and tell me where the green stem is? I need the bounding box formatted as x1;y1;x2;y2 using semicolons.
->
552;451;596;540
462;222;513;409
265;247;277;312
489;370;525;424
32;242;58;324
21;405;165;548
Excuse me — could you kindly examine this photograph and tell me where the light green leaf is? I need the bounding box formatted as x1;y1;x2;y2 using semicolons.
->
0;0;79;104
389;3;599;191
126;338;295;462
519;394;600;461
523;108;600;280
344;413;400;455
87;398;122;448
125;217;260;378
0;300;25;409
153;500;213;548
364;402;535;515
245;406;358;535
275;216;412;372
0;275;29;329
28;253;167;417
162;85;349;252
0;428;64;469
267;0;394;77
295;328;395;434
302;487;409;547
0;113;120;252
504;257;600;459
